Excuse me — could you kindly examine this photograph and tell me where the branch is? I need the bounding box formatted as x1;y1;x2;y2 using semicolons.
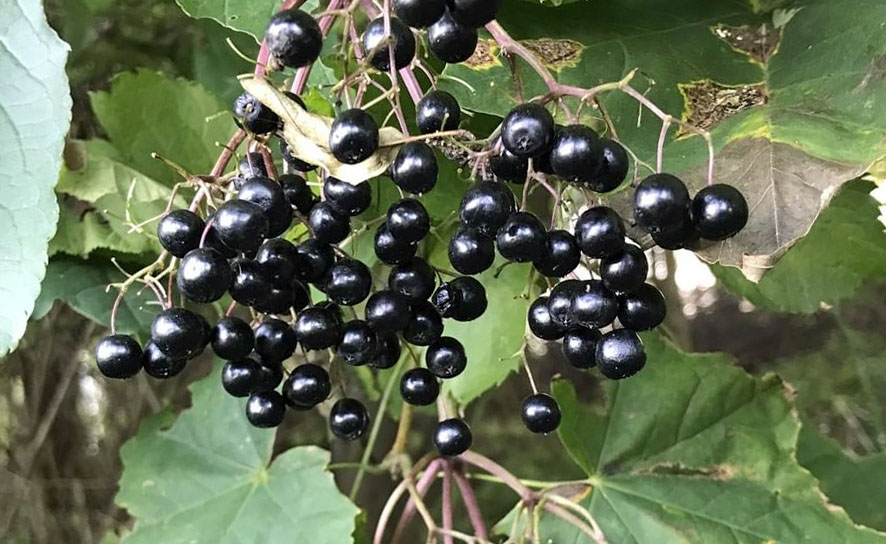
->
453;468;488;539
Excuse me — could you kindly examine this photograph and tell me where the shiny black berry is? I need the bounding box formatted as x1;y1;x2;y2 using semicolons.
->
428;9;478;64
233;92;280;134
651;217;699;250
426;336;467;378
459;180;516;237
238;177;292;237
449;276;487;322
490;149;528;183
229;258;272;307
329;398;370;440
388;198;430;243
362;17;416;71
321;259;372;306
215;199;269;253
309;201;350;244
338;320;378;366
448;226;494;275
571;280;618;328
600;245;648;293
589;139;629;193
157;209;205;258
434;418;472;456
634;173;691;234
246;391;286;428
496;211;546;262
372;332;402;369
365;290;411;333
265;9;323;68
527;296;566;341
323;177;372;217
690;184;748;240
95;334;142;379
280;138;317;173
432;282;461;318
449;0;502;27
549;124;601;183
293;239;335;283
521;393;561;434
562;327;601;369
502;103;555;158
534;230;580;277
280;173;318;214
256;238;299;287
403;301;444;346
416;90;461;134
400;367;439;405
574;206;625;258
283;363;331;408
329;109;379;165
393;0;446;27
390;142;438;194
389;258;436;302
375;222;418;265
618;283;666;331
596;329;646;379
212;316;254;360
548;279;582;328
142;341;186;379
294;306;342;350
176;248;231;303
239;152;268;179
151;308;205;359
254;318;297;363
222;358;263;397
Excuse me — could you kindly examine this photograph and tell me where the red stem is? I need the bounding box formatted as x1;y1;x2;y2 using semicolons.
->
442;462;454;544
459;451;533;502
453;468;488;539
391;460;441;543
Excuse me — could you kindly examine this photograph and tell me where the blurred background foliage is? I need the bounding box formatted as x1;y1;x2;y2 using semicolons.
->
1;0;885;542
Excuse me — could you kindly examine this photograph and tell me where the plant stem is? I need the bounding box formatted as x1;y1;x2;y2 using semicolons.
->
392;458;442;543
349;356;403;500
459;451;533;502
453;468;488;539
442;462;454;544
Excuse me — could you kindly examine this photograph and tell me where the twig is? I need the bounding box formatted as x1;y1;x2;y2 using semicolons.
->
453;468;488;539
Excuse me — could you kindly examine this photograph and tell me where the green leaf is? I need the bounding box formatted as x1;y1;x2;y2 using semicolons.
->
495;334;886;543
192;19;257;105
0;0;72;356
117;360;359;543
90;70;232;186
442;1;886;279
798;426;886;532
33;257;157;341
51;139;186;258
713;181;886;314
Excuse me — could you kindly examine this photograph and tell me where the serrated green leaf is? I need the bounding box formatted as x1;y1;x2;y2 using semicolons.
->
493;334;886;543
798;426;886;532
192;19;257;105
175;0;319;42
90;70;233;186
116;359;359;544
443;0;886;279
51;139;187;258
0;0;72;357
713;181;886;313
34;256;157;341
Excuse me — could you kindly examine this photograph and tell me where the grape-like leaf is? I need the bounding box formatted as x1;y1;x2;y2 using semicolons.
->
33;257;157;342
713;181;886;313
51;140;186;258
116;359;359;543
175;0;319;41
0;0;72;357
442;1;886;280
90;70;232;186
494;334;886;543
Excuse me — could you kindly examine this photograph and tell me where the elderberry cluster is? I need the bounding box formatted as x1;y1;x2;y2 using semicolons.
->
93;1;749;459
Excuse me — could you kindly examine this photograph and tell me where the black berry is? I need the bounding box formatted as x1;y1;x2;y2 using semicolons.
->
449;0;502;27
293;239;335;283
404;301;444;346
256;238;299;287
502;103;555;158
495;211;546;262
329;398;370;440
390;142;438;194
280;173;318;214
222;358;263;397
142;341;186;379
338;320;378;366
151;308;205;359
427;9;478;64
95;334;143;379
233;92;280;134
393;0;446;27
527;296;566;341
400;367;440;405
246;391;286;428
375;222;418;265
212;316;254;360
534;230;580;277
434;418;472;456
449;276;487;322
416;90;461;134
589;139;629;193
618;283;666;331
574;206;625;258
549;124;601;183
548;279;582;328
321;259;372;306
157;209;204;258
426;336;467;378
323;177;372;217
449;226;495;275
562;327;601;369
265;9;323;68
362;17;416;71
294;306;343;350
372;332;402;369
490;149;528;183
254;318;297;363
365;290;411;333
459;180;516;236
283;363;331;408
388;198;430;243
571;280;618;328
596;329;646;379
238;177;292;237
308;201;350;244
600;244;648;293
389;258;436;302
521;393;561;434
215;200;269;253
690;184;748;240
229;258;272;307
329;109;379;165
634;173;691;234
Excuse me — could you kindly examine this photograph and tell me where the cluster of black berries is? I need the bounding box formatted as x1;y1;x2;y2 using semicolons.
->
457;102;750;435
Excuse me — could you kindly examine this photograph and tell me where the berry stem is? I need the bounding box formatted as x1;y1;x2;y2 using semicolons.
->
349;353;404;500
458;451;533;502
656;115;672;173
441;463;455;544
210;130;246;178
391;458;441;543
374;458;442;544
541;493;609;544
453;468;489;539
521;352;538;394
